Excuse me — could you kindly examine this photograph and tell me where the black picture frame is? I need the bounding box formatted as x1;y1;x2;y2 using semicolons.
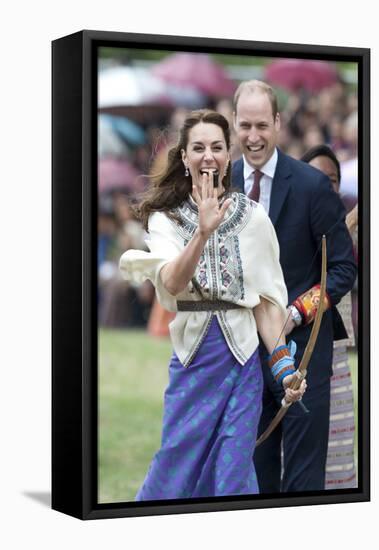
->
52;29;370;520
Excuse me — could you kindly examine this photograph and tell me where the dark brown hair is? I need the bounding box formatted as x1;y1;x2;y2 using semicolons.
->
136;109;232;231
233;80;279;120
301;144;341;184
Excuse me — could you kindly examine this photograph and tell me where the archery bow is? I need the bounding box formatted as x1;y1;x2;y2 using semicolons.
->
256;234;327;447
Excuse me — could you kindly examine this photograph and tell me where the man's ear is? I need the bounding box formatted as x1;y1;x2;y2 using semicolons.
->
275;113;281;131
232;112;237;131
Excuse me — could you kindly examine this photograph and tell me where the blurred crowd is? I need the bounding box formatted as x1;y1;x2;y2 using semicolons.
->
98;67;358;333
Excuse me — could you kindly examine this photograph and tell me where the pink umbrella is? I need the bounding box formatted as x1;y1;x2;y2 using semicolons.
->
265;59;339;93
152;53;236;98
98;157;144;193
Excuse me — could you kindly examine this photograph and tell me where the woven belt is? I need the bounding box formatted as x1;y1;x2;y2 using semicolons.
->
177;300;243;312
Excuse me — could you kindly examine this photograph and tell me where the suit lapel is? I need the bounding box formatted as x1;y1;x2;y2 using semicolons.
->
269;150;292;227
231;158;245;192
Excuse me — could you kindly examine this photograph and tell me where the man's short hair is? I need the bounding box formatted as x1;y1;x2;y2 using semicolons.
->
233;80;279;119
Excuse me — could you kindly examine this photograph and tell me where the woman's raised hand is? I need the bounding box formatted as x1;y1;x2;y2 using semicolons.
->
192;171;232;238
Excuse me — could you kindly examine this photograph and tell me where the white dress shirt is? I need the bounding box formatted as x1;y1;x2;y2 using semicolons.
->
243;148;278;214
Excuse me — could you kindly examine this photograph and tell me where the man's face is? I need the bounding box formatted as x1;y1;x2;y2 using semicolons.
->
234;90;280;169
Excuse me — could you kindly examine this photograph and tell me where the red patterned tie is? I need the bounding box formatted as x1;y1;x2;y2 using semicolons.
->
248;169;263;202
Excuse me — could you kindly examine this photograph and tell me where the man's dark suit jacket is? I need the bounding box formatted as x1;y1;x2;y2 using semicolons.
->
232;150;357;386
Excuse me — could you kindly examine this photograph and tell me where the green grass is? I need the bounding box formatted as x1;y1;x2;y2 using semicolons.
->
99;329;359;503
98;329;171;503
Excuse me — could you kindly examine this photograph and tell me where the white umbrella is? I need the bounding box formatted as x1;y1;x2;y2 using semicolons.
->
340;157;358;212
98;66;170;108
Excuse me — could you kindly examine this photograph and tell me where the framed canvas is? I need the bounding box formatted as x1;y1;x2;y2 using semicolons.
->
52;30;370;520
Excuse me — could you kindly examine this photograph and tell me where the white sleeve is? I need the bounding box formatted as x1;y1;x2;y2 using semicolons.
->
252;205;288;314
119;212;181;311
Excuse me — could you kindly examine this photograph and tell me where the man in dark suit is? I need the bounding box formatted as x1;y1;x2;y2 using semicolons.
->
232;80;357;492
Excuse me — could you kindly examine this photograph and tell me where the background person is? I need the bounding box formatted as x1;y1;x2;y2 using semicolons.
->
301;144;357;489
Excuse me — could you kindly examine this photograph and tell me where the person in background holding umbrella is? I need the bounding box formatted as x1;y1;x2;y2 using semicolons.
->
301;144;357;489
120;109;305;500
232;80;356;493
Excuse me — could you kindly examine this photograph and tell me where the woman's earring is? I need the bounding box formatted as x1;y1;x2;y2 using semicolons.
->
185;166;189;177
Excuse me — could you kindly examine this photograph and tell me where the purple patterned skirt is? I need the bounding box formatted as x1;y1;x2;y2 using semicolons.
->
136;316;263;500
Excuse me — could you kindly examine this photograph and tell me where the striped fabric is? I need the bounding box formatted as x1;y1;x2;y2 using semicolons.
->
325;341;357;489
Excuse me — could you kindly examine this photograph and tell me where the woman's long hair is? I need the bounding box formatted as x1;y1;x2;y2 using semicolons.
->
137;109;232;231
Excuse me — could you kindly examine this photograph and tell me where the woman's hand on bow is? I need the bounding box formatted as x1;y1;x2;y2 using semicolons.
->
282;374;307;403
